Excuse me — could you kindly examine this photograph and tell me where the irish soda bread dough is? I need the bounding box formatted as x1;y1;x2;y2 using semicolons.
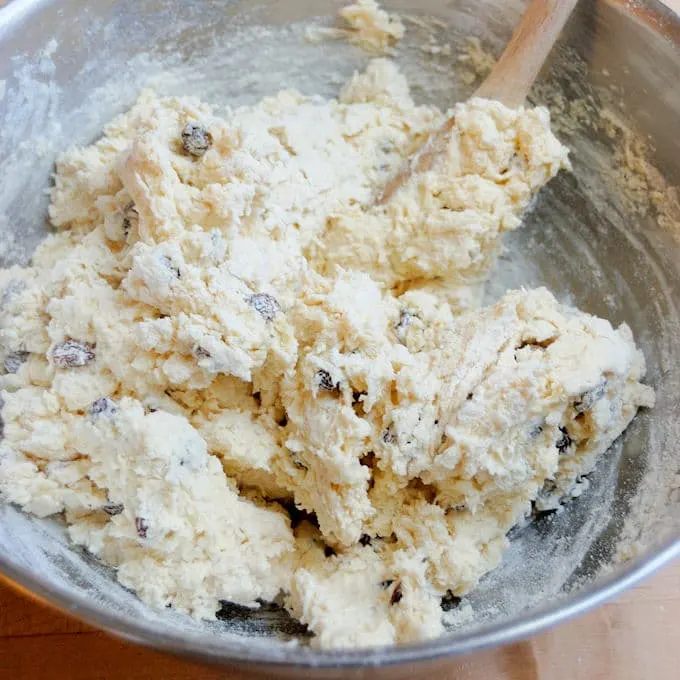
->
0;56;654;648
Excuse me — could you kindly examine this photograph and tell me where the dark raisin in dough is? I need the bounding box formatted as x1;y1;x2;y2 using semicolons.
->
181;123;213;157
51;341;95;368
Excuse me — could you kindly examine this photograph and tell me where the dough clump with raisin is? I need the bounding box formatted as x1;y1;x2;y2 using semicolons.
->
0;59;653;648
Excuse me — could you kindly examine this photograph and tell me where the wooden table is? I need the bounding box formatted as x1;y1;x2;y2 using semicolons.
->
1;559;679;680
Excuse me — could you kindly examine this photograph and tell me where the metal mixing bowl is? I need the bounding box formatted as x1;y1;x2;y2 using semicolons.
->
0;0;679;676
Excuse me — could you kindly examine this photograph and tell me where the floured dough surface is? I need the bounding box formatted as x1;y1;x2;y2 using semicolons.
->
0;54;653;649
305;0;405;53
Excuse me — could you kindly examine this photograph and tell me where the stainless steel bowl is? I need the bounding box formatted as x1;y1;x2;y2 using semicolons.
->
0;0;679;676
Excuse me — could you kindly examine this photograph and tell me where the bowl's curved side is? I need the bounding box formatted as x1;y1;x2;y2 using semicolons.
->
1;534;679;676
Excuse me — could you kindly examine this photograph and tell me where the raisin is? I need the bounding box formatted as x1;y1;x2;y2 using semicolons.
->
160;255;181;278
3;351;29;374
135;517;148;539
252;392;262;407
51;341;95;368
380;579;394;589
323;545;336;558
89;397;117;418
382;427;396;444
316;369;340;393
181;123;213;157
103;502;124;516
556;426;573;455
390;581;403;605
248;293;280;322
529;424;544;438
440;590;461;612
359;534;372;546
122;201;139;238
277;414;288;427
195;346;211;359
574;381;607;414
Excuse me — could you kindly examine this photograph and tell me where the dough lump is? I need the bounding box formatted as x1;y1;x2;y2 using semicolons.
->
0;57;653;649
339;0;406;52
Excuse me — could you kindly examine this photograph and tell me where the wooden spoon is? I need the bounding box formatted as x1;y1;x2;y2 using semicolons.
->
377;0;578;204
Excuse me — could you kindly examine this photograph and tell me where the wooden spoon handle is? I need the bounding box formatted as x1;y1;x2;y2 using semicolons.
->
376;0;578;204
475;0;578;107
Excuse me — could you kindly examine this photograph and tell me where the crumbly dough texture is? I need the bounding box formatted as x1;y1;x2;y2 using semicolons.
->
340;0;405;52
0;56;653;649
305;0;404;53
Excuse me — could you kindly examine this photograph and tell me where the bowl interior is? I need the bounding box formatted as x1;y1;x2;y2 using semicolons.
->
0;0;679;669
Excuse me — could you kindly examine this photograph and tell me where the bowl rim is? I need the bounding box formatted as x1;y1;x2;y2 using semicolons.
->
1;0;680;671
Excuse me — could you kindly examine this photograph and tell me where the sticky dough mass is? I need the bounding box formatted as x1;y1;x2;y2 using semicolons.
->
0;59;654;648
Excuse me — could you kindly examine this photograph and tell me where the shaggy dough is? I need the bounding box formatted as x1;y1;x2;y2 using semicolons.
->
340;0;405;52
305;0;405;54
0;56;653;649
